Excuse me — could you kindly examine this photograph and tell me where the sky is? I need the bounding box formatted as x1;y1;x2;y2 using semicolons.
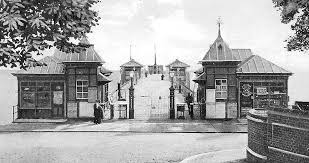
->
78;0;309;73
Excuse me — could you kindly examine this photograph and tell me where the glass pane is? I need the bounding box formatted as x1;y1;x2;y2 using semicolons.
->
221;86;227;91
222;92;227;99
22;86;30;91
21;82;28;86
77;87;82;92
215;85;221;91
76;93;82;99
82;87;88;92
216;92;221;98
76;81;82;86
21;92;35;108
82;81;88;86
29;82;36;86
222;80;227;85
83;93;88;98
37;92;50;107
215;80;221;85
44;82;50;86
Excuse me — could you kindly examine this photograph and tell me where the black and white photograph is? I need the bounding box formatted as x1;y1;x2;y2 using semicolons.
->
0;0;308;162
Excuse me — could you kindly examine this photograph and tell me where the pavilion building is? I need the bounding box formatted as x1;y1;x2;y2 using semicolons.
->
120;59;143;85
12;38;112;119
194;25;292;119
166;59;190;90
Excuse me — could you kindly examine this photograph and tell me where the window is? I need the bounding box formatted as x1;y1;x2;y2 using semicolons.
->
215;79;227;99
76;80;88;99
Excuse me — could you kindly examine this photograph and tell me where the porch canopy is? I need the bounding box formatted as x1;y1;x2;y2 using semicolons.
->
97;73;112;85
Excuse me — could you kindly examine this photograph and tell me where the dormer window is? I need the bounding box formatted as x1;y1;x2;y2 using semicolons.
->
218;44;223;55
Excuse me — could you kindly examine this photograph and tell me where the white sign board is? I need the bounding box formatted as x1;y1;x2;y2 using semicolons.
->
206;89;216;103
256;87;267;95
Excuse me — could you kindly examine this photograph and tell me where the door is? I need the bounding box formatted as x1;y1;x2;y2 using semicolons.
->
51;82;64;118
240;82;253;117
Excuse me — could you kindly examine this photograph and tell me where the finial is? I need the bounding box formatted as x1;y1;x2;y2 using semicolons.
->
154;44;157;65
217;17;223;37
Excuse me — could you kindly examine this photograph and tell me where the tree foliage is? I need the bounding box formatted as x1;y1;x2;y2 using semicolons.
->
0;0;100;69
273;0;309;52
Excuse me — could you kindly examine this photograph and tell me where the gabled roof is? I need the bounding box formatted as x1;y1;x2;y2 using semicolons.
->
53;38;105;63
201;33;240;62
13;56;64;75
120;59;143;68
166;59;190;68
237;55;292;75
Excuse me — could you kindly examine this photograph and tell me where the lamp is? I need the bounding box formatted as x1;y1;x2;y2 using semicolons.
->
130;71;134;78
170;71;174;78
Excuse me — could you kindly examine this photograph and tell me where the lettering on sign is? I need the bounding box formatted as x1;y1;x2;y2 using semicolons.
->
256;87;267;95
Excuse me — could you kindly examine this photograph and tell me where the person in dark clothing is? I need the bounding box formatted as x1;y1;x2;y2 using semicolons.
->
97;104;103;124
185;93;194;119
93;102;99;124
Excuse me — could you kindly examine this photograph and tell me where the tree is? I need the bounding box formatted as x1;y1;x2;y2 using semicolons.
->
0;0;100;69
273;0;309;52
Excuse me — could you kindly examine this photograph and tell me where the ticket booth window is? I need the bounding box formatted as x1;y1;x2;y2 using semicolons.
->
76;80;88;99
215;79;227;99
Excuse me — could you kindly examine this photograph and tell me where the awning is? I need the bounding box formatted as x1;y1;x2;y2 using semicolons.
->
193;72;206;83
97;73;112;85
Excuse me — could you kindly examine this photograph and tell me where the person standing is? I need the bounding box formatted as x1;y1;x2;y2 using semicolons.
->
185;93;194;119
97;103;103;124
93;101;99;124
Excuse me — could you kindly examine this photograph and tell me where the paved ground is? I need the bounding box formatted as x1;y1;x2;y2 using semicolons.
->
0;132;247;163
134;74;174;120
0;119;247;132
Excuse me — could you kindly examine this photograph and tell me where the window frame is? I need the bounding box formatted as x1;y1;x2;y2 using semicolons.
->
76;80;89;99
215;79;228;99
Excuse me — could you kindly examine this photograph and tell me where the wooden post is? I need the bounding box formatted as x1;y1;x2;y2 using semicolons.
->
170;86;175;119
129;78;134;119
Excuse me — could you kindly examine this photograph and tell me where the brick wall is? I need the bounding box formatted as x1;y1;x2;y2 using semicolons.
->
247;109;268;163
267;107;309;163
247;108;309;163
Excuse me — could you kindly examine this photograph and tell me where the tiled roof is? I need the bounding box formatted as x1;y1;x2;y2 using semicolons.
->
53;38;105;63
237;55;292;74
13;56;64;75
166;59;190;68
120;59;143;68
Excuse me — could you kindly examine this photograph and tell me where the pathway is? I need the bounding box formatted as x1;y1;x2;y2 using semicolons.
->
134;74;173;120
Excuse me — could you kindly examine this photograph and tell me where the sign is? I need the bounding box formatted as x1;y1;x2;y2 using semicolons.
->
241;84;252;97
53;91;63;104
240;83;253;108
256;87;267;95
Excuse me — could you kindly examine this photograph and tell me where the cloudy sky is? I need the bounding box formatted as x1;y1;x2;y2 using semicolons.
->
83;0;309;73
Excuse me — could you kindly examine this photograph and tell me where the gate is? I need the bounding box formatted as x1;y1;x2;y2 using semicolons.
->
149;96;169;120
135;95;170;120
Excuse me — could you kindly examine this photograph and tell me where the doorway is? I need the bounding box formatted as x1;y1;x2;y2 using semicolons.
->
51;82;64;118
